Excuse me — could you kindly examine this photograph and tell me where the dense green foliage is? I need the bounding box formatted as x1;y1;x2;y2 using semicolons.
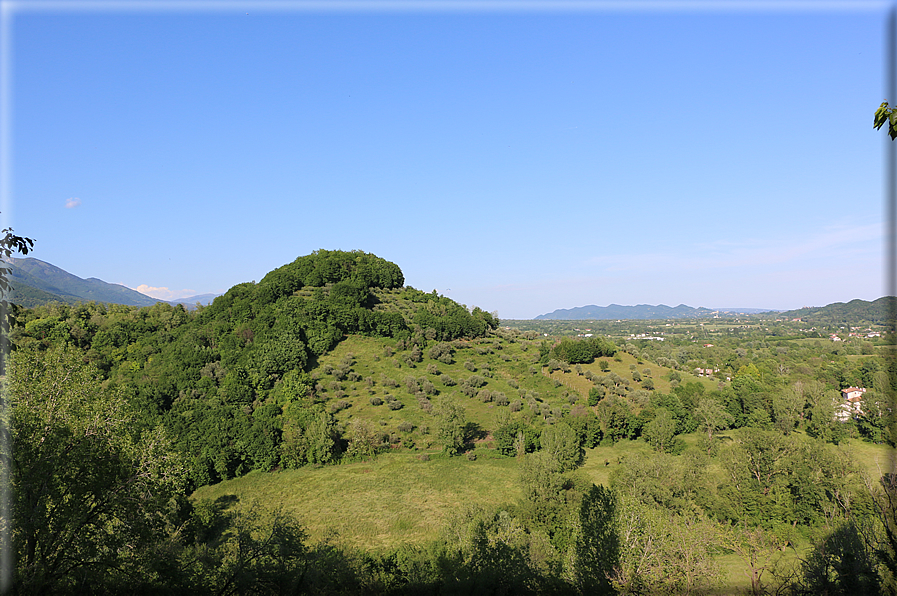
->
6;249;897;594
546;336;617;365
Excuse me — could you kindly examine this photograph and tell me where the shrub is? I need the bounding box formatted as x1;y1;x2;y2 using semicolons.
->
370;396;383;406
510;401;522;412
459;384;477;398
508;378;518;389
440;374;456;386
404;376;419;392
466;452;477;461
426;363;439;375
329;400;351;414
347;372;361;382
466;375;487;388
464;360;477;372
388;400;404;411
409;345;423;362
427;342;454;363
398;421;414;433
418;454;430;462
477;389;492;403
421;380;438;395
494;392;509;406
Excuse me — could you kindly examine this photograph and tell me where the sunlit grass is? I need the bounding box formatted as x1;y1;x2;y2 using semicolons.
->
192;451;521;551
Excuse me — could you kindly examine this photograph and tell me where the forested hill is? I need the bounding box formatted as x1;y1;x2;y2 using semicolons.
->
779;296;896;326
535;303;720;320
11;249;499;486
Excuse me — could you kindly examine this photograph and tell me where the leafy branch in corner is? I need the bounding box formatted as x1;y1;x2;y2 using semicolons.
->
874;101;897;140
0;227;34;332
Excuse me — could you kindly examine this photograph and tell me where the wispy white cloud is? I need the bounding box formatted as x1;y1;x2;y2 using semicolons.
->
65;197;81;209
133;284;197;301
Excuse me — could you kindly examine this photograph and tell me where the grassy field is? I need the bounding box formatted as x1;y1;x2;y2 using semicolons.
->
190;443;802;592
191;433;896;591
192;450;522;551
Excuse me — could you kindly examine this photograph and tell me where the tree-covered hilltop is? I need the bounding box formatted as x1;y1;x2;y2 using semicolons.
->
10;250;502;486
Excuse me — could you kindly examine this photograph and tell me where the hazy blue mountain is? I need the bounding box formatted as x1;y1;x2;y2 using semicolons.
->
6;258;159;307
167;293;220;309
5;257;223;309
533;303;778;320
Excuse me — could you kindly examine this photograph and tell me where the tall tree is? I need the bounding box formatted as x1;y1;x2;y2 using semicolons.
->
4;346;187;594
693;398;734;452
436;396;467;456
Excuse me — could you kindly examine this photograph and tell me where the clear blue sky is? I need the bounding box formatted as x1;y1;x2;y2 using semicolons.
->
3;1;891;319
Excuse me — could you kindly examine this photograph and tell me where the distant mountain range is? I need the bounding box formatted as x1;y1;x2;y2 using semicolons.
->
4;257;219;309
534;303;774;320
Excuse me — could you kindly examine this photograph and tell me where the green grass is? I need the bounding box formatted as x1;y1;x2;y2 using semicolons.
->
192;451;522;551
838;437;897;478
193;430;889;591
579;439;654;487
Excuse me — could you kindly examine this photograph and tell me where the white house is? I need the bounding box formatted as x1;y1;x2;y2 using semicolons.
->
836;387;866;421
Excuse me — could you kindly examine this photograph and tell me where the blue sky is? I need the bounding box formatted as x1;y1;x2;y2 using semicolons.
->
3;1;891;319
